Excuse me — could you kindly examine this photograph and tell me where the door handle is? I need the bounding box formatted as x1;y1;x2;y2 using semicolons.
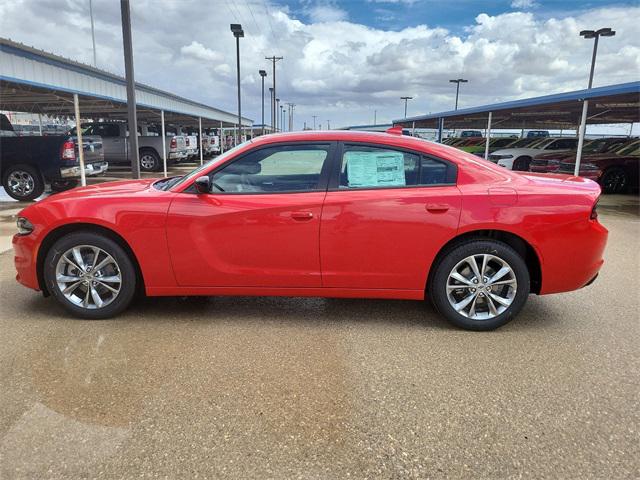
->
291;211;314;221
425;204;449;213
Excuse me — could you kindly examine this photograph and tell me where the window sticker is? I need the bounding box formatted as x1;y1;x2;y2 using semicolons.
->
345;151;406;187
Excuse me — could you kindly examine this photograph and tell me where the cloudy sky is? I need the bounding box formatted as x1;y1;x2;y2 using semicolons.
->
1;0;638;130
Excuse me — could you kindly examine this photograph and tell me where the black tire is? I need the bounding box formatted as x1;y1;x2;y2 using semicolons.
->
600;167;628;194
513;156;532;172
50;179;79;193
43;231;137;319
2;164;44;201
139;149;161;172
429;239;530;331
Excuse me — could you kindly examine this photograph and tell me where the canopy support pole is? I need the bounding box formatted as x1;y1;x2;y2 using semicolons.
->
73;93;86;187
574;100;589;176
160;109;167;178
199;117;203;166
38;114;43;136
438;118;443;143
220;121;224;154
412;121;415;137
484;111;492;160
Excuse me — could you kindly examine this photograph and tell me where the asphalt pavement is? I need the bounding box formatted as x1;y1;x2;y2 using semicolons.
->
0;184;638;479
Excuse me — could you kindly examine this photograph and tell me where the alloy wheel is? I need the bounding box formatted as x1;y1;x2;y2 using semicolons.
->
140;154;156;170
446;254;517;320
55;245;122;309
7;170;35;197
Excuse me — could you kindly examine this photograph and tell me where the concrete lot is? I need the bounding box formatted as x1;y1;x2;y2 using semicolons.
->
0;170;638;479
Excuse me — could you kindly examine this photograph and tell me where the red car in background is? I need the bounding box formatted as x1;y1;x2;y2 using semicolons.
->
13;130;607;331
530;137;631;174
558;140;639;194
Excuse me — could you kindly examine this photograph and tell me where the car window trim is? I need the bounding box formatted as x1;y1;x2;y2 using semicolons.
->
183;141;338;195
327;141;458;192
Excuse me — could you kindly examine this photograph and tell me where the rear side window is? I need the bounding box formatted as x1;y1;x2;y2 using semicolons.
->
339;144;456;189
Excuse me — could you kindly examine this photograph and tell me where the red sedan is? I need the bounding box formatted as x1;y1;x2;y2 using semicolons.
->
13;130;607;331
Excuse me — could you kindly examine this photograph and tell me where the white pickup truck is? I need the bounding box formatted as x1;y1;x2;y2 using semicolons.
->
71;122;188;172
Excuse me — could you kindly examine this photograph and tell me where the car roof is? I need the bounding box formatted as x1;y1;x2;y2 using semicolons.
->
250;129;431;148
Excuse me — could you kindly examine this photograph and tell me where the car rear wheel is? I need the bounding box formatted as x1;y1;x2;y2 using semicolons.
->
139;149;161;172
44;232;136;319
2;164;44;201
601;167;628;194
429;240;530;331
513;156;532;171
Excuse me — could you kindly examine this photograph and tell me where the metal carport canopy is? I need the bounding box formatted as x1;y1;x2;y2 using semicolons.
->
393;81;640;130
0;37;252;128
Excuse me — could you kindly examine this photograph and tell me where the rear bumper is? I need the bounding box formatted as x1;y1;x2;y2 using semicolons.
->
60;162;109;178
530;165;560;173
540;219;608;295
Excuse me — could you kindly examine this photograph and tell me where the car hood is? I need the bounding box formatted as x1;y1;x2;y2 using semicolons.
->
491;148;541;157
45;178;157;201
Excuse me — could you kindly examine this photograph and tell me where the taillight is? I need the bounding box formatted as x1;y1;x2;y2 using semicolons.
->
170;137;177;148
590;198;599;220
185;137;190;146
61;140;76;161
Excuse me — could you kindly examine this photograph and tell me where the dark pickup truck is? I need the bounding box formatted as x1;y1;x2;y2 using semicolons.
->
0;114;108;201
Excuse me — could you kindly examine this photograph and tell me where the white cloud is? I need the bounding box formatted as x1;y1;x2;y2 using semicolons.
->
0;1;637;127
511;0;539;9
307;5;349;23
180;41;223;63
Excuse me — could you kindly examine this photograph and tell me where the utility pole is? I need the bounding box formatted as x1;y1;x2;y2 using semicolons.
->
400;96;413;118
312;115;317;130
120;0;140;179
326;120;330;130
374;110;377;125
275;98;280;131
265;56;283;135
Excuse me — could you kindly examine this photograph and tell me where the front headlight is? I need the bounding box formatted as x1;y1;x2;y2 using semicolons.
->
16;217;34;235
580;162;600;171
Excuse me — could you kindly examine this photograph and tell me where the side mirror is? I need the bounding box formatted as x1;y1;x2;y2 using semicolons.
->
194;176;210;194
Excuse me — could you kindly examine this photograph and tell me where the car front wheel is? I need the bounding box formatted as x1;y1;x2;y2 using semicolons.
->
44;231;137;319
429;240;530;331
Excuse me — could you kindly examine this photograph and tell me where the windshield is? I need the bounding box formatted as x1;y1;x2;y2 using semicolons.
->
614;140;640;156
168;142;249;190
508;138;538;148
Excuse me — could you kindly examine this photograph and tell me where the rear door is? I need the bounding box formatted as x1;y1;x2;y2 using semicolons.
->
166;142;336;287
320;142;462;290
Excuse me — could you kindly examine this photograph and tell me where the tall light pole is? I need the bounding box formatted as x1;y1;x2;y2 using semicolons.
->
120;0;139;179
574;27;616;176
259;69;267;135
312;115;317;130
449;78;468;110
275;98;280;131
268;87;274;131
400;96;413;118
326;120;330;130
230;24;244;145
89;0;97;67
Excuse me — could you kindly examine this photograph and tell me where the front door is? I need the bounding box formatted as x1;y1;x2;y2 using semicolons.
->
320;142;462;290
166;142;335;287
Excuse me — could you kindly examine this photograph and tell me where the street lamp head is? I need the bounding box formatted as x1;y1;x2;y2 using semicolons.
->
276;98;280;102
259;69;267;77
580;29;596;38
449;78;468;83
230;24;244;37
597;27;616;37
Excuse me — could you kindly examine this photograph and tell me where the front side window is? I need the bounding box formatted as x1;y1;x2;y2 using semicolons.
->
339;145;455;189
210;144;329;193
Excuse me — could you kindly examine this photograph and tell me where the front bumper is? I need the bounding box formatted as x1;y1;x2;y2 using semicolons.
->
13;231;40;291
60;162;109;178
